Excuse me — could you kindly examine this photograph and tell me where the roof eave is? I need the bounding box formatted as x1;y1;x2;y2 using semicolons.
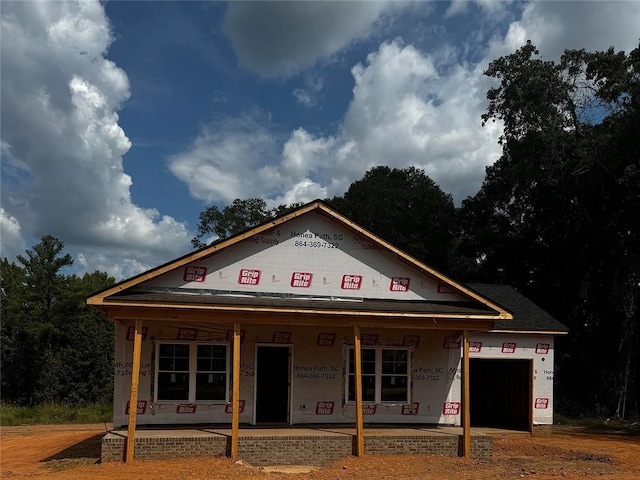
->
95;298;505;321
488;329;569;335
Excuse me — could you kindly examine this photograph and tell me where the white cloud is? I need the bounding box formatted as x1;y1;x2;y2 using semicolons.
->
489;1;640;61
171;39;502;206
223;1;399;77
447;0;514;19
0;1;190;278
0;208;27;262
279;40;502;203
172;1;640;211
77;250;152;282
168;115;282;204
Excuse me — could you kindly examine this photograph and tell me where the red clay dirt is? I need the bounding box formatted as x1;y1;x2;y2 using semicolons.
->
1;424;639;479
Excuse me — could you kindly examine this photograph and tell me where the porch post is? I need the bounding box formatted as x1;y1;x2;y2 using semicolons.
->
231;321;241;461
353;325;365;456
462;329;471;458
126;319;143;463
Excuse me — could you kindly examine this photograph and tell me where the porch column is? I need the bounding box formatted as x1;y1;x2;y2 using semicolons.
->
353;326;365;456
231;321;241;461
126;319;143;463
461;329;471;458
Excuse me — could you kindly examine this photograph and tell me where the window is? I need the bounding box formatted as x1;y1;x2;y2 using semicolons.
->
196;344;227;401
158;343;190;400
156;342;229;403
346;347;411;404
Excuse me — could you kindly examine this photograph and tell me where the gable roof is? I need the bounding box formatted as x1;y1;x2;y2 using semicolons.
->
88;200;512;322
467;283;568;334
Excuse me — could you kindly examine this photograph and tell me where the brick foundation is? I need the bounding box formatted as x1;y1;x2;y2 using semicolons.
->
365;434;491;458
238;435;353;465
101;432;227;463
101;429;492;464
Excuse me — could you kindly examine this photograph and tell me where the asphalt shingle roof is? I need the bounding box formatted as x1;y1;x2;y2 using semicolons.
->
466;283;569;334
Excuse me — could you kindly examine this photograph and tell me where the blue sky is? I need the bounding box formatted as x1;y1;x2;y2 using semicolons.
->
2;1;639;279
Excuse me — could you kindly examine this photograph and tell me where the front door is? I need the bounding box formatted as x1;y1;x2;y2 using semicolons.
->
255;345;290;423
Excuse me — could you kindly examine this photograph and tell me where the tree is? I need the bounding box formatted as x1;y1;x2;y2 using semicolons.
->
1;236;115;405
192;198;302;248
0;258;29;402
460;41;640;417
17;235;73;325
54;271;115;404
6;236;74;404
328;166;458;273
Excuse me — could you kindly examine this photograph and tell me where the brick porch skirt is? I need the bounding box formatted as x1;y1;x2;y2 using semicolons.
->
101;427;492;465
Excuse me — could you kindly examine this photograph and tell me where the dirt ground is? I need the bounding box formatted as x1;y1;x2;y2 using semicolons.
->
1;424;639;479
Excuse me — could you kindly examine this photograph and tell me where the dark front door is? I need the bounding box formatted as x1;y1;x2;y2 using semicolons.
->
255;346;290;423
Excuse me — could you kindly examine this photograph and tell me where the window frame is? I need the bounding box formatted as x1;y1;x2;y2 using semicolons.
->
154;341;230;404
344;346;412;405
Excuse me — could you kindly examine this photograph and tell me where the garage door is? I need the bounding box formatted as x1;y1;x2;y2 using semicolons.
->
470;358;532;431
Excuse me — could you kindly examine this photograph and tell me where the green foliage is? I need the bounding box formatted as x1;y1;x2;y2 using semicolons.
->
460;40;640;418
0;402;112;425
328;166;458;273
191;198;302;249
0;236;115;406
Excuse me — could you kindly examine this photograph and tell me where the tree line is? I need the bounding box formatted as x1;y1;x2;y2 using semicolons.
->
1;41;637;417
1;236;115;406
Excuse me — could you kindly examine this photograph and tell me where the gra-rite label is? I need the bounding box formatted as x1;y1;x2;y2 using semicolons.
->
535;343;550;354
317;333;336;346
291;272;313;287
315;401;334;415
176;404;196;414
238;269;261;285
125;400;147;415
402;402;420;415
177;328;198;340
443;335;461;349
403;335;420;347
273;331;292;343
225;400;245;414
341;274;363;290
362;334;378;345
535;398;549;409
390;277;410;292
442;402;460;415
183;266;207;282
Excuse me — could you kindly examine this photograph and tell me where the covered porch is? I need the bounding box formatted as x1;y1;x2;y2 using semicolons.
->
107;314;493;462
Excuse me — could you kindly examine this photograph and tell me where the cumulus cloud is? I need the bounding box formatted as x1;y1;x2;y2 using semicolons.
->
488;0;640;61
0;1;190;278
172;1;640;209
279;40;502;203
168;114;283;203
170;39;502;206
223;1;398;77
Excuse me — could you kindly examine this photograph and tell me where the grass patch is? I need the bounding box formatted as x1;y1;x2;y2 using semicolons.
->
0;403;111;426
555;413;609;427
555;413;640;435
